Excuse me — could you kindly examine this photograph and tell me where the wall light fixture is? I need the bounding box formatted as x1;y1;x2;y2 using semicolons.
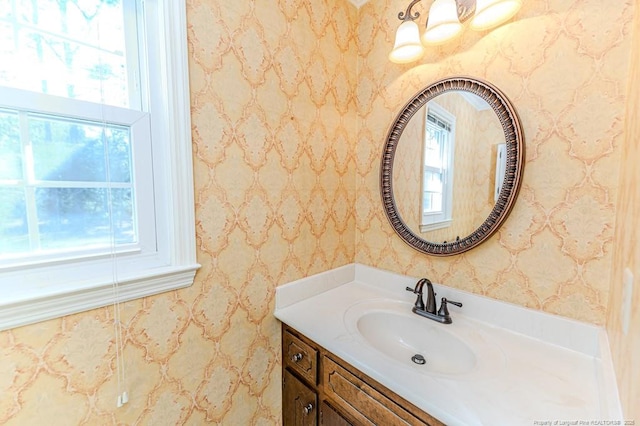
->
389;0;522;63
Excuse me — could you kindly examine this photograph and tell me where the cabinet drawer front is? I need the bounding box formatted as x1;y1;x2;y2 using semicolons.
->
323;356;429;426
284;330;318;385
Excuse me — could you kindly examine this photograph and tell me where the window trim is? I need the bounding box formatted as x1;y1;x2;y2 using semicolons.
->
0;0;199;331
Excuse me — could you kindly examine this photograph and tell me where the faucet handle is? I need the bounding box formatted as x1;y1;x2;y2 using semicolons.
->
406;279;427;311
437;297;463;317
446;299;462;308
407;287;424;310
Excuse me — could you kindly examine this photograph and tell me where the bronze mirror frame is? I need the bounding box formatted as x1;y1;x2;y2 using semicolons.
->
380;76;525;256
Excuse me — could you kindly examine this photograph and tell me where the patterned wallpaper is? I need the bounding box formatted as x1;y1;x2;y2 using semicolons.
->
473;108;504;221
355;0;634;325
607;0;640;419
0;1;357;424
1;0;637;423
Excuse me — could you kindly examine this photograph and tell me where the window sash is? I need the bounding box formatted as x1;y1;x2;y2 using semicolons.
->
0;0;142;110
0;86;156;268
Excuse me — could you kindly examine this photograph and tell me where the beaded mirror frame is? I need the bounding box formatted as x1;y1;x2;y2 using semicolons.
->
380;76;525;256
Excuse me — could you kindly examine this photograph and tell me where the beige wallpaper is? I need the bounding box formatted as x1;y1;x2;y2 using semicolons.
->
607;0;640;419
1;0;638;423
356;0;634;325
0;1;357;424
449;94;489;239
443;94;478;242
474;108;504;221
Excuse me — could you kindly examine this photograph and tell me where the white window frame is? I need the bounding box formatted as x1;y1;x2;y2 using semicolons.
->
0;0;199;330
420;102;455;233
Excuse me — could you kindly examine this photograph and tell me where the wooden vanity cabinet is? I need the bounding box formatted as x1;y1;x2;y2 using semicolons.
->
282;324;444;426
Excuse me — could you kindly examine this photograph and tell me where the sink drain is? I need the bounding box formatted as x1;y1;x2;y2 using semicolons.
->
411;354;426;365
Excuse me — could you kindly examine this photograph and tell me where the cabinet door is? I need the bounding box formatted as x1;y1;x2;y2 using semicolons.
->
283;369;318;426
319;401;352;426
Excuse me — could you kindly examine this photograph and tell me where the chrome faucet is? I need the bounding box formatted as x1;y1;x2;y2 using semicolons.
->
406;279;462;324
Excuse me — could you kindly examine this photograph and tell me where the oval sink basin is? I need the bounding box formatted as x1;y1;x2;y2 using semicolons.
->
356;310;476;375
343;299;505;379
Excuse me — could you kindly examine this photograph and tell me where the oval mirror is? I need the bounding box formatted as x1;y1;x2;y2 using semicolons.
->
381;77;524;256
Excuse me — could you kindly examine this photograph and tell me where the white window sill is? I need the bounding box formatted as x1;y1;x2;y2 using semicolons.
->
420;219;453;233
0;264;199;331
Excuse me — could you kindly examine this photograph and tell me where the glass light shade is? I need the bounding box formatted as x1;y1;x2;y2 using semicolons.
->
389;20;425;64
470;0;522;31
422;0;463;45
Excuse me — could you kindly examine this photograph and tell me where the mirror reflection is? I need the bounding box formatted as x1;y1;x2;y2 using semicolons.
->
392;91;506;243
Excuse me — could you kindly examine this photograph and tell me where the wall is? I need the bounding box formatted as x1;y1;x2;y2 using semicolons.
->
440;93;478;241
607;0;640;419
474;108;504;220
0;1;357;424
356;0;634;325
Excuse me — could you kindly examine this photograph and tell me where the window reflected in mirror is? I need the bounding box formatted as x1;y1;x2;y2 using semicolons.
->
421;103;455;232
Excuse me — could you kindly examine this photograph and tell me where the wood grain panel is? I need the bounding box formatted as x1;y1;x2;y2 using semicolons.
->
323;356;428;426
284;330;319;385
320;401;352;426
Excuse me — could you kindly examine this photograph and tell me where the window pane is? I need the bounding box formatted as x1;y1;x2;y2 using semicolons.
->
105;127;133;183
424;136;442;168
109;188;135;244
432;193;442;212
0;3;11;19
29;114;131;183
36;187;135;250
0;0;134;108
423;170;443;213
423;193;434;212
424;170;443;192
0;23;15;79
0;188;29;256
424;132;445;169
0;110;22;180
423;192;442;214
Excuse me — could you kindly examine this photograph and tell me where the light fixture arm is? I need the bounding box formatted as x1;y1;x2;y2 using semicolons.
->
398;0;423;22
455;0;476;22
396;0;477;23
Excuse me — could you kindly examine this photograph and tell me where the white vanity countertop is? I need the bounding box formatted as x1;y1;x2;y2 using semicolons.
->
273;264;622;426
